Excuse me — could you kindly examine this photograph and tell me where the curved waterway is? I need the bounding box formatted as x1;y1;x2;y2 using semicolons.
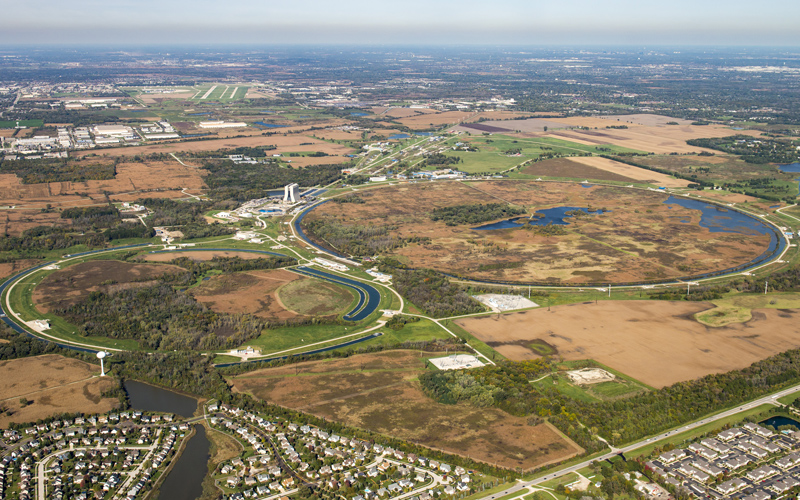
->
124;381;208;500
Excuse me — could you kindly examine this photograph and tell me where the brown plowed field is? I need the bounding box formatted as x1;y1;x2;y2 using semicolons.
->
230;350;582;470
456;301;800;388
0;354;118;427
75;134;354;159
451;114;762;154
33;260;183;312
302;181;771;284
522;158;635;182
144;250;268;262
568;157;690;187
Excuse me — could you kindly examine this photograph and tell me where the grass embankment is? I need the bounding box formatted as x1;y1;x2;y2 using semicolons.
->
5;276;140;350
695;292;800;327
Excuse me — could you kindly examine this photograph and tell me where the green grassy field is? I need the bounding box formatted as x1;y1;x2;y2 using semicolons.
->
695;292;800;327
278;278;357;317
440;318;504;362
532;376;600;403
4;275;140;351
0;119;44;128
444;135;646;174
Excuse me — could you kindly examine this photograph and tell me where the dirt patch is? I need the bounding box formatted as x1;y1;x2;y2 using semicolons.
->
522;158;635;182
456;301;800;388
144;250;270;262
230;350;581;470
0;259;43;279
32;260;184;312
568;156;690;187
0;354;118;427
191;269;305;320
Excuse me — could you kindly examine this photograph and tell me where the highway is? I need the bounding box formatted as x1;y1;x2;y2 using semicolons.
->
478;382;800;499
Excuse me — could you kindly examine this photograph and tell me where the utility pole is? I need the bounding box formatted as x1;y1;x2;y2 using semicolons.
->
765;280;769;295
687;282;690;298
608;284;611;298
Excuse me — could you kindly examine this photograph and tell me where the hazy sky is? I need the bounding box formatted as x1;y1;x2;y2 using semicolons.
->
3;0;799;46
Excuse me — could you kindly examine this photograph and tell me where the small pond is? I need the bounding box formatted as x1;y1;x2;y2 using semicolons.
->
472;206;602;230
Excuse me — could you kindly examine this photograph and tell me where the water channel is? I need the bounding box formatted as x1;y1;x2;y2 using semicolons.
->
124;381;209;500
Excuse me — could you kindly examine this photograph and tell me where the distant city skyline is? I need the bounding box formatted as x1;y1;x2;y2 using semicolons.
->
2;0;799;46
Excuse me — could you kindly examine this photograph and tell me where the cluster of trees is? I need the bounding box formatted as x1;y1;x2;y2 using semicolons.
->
201;161;344;201
59;284;266;351
190;145;277;158
303;220;428;256
647;284;729;301
1;222;154;254
333;194;366;204
688;136;800;164
429;203;526;226
392;269;484;318
58;255;294;351
421;344;800;448
161;255;297;287
423;153;462;166
419;359;604;453
385;315;421;330
0;157;116;184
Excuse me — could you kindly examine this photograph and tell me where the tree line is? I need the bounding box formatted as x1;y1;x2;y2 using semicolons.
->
429;203;526;226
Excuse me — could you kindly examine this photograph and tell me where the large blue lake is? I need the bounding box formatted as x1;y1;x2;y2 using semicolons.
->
472;207;602;230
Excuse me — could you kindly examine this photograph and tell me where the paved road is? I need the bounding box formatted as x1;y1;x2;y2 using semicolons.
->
478;382;800;498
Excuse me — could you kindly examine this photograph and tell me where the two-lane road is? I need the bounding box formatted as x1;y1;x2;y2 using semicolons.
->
480;382;800;498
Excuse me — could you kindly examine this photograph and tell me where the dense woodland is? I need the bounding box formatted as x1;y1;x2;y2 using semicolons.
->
429;203;526;226
59;256;295;350
302;219;429;256
202;161;344;200
420;348;800;447
687;136;800;164
392;268;485;317
0;157;117;184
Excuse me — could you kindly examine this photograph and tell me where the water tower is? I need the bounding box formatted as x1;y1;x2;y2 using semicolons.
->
96;351;108;376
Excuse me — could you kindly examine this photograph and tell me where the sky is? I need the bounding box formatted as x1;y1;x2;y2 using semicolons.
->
2;0;799;46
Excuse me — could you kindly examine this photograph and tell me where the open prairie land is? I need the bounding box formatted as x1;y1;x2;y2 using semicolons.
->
453;114;761;154
0;259;43;279
32;260;184;312
144;250;270;262
230;350;582;470
456;300;800;388
0;355;118;427
191;269;354;320
76;134;353;163
1;209;70;236
0;160;207;211
568;156;691;187
303;181;771;284
395;110;476;129
521;158;636;183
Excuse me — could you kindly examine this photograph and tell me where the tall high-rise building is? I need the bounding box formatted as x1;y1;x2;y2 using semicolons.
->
284;183;300;203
